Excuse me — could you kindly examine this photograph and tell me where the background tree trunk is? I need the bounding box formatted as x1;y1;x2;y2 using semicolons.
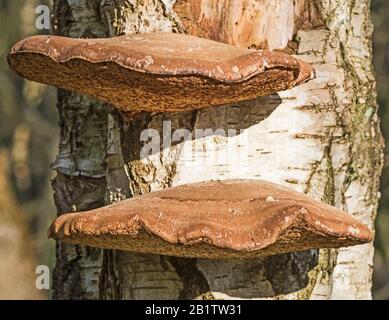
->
0;150;42;299
52;0;384;300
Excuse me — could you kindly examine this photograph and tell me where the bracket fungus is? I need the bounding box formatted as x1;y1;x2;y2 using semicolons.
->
48;179;372;259
8;33;315;114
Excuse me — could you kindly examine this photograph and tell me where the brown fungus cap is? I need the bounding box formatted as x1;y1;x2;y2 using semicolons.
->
8;33;315;114
48;179;372;259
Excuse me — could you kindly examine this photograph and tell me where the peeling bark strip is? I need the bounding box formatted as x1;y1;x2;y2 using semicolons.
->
52;0;383;300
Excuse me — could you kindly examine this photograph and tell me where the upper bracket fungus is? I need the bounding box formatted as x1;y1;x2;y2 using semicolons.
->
8;33;315;114
48;179;372;259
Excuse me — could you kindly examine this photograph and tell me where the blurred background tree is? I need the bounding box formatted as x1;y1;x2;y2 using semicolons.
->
0;0;56;298
0;0;388;299
0;150;42;299
372;0;389;299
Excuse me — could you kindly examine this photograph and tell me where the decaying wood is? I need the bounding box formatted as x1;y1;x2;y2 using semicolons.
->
174;0;325;50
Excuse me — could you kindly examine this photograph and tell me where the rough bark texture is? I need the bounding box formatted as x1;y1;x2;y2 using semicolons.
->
52;0;383;300
51;0;109;299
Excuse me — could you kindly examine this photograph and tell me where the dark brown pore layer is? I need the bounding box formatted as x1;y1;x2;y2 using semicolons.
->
10;52;296;113
56;226;362;259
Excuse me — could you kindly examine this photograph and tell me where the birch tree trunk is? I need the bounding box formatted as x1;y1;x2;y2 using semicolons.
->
52;0;384;300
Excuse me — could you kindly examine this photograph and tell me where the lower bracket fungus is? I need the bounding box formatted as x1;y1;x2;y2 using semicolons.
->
8;33;314;114
48;179;372;259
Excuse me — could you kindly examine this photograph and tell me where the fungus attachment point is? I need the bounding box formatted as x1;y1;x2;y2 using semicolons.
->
8;33;315;115
48;179;372;259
